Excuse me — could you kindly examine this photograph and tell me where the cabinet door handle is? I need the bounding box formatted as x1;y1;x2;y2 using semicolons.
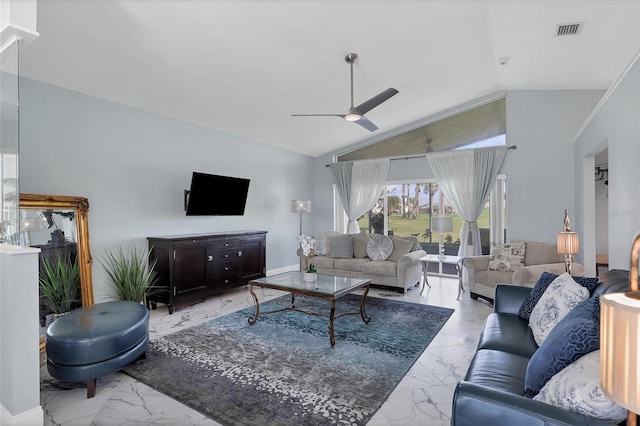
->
224;243;229;247
224;254;229;258
224;266;229;271
207;255;213;261
238;250;243;257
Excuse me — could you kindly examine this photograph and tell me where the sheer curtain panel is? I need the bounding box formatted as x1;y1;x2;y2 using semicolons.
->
330;159;390;234
426;147;506;257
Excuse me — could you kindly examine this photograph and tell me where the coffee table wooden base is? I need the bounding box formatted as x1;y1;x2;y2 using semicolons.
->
248;283;371;347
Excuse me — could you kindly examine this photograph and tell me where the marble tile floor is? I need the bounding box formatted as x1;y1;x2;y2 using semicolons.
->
40;275;494;426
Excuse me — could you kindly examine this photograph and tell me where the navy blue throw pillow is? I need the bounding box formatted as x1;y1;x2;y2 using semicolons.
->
518;273;599;320
523;296;601;398
518;272;557;320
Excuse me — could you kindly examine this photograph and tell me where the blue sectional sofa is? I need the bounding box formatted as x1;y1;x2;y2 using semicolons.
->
451;269;629;425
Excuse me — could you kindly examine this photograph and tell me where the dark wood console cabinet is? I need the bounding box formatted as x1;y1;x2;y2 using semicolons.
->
147;230;266;314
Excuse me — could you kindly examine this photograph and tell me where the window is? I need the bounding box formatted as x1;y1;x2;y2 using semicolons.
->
354;178;506;256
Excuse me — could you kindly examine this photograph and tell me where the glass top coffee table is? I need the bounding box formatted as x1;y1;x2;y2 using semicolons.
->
248;272;371;347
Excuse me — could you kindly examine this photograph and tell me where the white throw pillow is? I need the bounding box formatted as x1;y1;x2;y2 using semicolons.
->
528;273;589;346
534;351;627;423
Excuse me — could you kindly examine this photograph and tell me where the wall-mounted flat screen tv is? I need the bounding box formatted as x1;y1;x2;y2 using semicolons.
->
185;172;250;216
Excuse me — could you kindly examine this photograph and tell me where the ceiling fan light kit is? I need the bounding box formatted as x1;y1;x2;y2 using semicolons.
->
292;52;398;132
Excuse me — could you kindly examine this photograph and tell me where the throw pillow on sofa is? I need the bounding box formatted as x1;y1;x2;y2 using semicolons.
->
518;272;599;320
353;230;370;259
487;242;526;271
387;236;415;262
367;234;393;261
316;231;340;256
524;296;600;398
533;351;627;423
528;273;589;346
330;235;354;259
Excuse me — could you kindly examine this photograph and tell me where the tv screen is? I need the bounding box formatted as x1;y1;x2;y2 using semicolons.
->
185;172;250;216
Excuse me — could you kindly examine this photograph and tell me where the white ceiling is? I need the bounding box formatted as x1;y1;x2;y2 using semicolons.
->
16;0;640;157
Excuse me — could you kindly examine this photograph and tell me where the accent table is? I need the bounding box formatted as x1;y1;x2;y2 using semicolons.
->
248;272;371;347
418;254;464;299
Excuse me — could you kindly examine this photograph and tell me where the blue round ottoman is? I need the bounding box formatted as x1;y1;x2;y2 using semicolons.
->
46;300;149;398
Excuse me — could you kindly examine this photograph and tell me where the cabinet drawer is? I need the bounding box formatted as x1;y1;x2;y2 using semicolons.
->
210;248;240;261
212;261;239;276
210;239;240;251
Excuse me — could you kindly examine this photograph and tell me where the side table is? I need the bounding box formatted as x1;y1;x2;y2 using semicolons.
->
418;254;464;299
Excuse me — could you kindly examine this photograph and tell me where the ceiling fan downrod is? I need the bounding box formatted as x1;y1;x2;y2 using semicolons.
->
344;53;361;121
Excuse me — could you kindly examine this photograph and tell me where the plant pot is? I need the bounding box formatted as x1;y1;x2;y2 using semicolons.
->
303;272;317;282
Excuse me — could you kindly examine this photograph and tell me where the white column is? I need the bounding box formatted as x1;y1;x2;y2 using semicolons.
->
0;244;43;425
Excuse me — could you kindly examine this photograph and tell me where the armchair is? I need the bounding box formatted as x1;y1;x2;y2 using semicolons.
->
462;240;584;303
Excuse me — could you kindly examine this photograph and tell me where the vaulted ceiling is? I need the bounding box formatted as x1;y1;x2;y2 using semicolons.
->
15;0;640;157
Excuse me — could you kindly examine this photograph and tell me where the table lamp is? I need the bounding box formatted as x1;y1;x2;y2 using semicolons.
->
431;216;453;260
601;233;640;426
291;200;311;236
557;209;579;274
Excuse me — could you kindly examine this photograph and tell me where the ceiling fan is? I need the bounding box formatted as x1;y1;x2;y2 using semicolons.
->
292;53;398;132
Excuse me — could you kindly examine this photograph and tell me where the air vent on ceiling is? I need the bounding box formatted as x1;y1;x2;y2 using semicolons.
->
556;22;584;36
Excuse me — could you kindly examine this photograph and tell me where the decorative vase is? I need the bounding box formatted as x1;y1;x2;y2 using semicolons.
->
303;272;317;282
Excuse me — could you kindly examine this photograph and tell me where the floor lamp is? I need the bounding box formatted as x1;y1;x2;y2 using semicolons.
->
291;200;311;236
600;233;640;426
431;216;453;260
556;209;579;274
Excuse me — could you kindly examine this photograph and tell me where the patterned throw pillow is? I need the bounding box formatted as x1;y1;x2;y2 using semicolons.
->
487;242;526;271
524;296;601;398
367;234;394;261
533;351;627;423
528;273;589;346
518;272;599;320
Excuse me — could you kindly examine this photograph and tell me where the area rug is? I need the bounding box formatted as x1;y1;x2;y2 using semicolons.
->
123;294;454;426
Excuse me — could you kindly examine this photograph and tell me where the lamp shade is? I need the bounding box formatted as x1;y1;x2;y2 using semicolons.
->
431;216;453;233
291;200;311;213
557;231;579;254
601;292;640;413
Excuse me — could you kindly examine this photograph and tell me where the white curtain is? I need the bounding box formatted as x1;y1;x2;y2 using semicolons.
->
330;159;390;234
426;147;507;257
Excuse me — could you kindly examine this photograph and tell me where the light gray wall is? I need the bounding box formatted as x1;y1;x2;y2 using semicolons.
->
19;78;313;301
574;54;640;271
313;90;604;247
504;90;604;242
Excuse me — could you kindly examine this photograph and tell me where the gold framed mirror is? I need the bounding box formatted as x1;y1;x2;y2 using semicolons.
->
19;193;94;351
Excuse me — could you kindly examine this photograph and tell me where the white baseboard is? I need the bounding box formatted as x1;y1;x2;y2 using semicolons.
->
1;404;43;425
266;264;299;276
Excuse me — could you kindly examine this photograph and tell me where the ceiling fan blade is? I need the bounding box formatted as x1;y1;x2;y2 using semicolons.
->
354;116;378;132
354;88;399;115
291;113;345;117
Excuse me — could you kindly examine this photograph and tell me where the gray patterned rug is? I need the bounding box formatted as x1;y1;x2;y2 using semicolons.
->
123;294;453;426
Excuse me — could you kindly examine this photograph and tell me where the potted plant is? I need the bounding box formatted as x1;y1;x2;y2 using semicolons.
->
39;254;81;325
298;234;317;281
99;245;160;303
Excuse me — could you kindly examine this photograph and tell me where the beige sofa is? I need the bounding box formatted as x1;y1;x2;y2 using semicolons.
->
461;240;585;303
299;232;427;293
